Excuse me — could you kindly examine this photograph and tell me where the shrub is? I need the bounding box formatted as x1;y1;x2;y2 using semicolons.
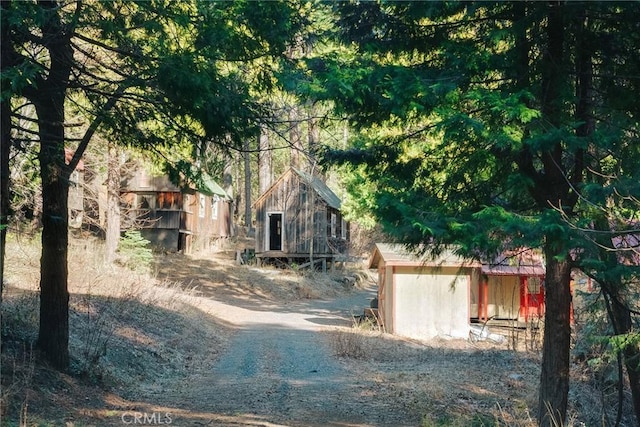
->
1;293;39;344
330;329;367;359
117;230;153;273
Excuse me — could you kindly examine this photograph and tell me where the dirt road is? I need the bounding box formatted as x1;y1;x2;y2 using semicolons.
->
131;255;542;426
0;241;606;426
153;284;422;426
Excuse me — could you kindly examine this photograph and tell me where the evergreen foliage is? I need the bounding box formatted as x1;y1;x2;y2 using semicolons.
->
307;2;640;425
117;231;153;274
2;1;639;423
1;0;304;371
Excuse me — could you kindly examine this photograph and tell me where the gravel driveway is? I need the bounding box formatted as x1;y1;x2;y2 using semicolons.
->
157;285;421;426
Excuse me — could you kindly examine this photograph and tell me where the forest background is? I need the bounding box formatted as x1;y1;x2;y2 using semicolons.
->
2;2;640;426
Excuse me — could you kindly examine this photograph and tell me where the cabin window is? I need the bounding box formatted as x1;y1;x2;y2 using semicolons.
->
199;194;206;218
70;170;80;186
300;185;307;204
139;170;151;188
157;192;167;209
157;192;180;210
211;196;219;220
341;218;347;240
330;213;337;237
137;194;155;209
528;276;542;294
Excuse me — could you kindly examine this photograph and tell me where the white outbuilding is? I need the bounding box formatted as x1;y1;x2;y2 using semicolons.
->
369;243;547;342
369;243;480;340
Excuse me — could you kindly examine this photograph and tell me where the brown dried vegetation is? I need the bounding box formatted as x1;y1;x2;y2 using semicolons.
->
1;235;630;426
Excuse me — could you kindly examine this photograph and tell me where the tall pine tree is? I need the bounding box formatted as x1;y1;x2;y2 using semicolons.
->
307;2;640;424
1;0;303;370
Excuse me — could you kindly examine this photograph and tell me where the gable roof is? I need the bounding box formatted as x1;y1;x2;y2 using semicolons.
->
122;167;231;201
369;243;480;269
253;167;342;210
199;175;232;201
369;243;545;276
292;167;341;210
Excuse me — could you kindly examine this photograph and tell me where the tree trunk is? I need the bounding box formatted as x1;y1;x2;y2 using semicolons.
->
594;214;640;424
243;138;252;230
536;5;572;424
105;143;120;263
538;250;572;426
307;105;325;179
36;120;71;371
605;287;640;424
1;0;14;305
0;98;10;301
289;105;303;170
258;126;272;194
223;153;235;237
32;0;74;371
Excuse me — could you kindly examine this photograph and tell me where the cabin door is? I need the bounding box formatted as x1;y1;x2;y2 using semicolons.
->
519;276;545;321
268;212;283;251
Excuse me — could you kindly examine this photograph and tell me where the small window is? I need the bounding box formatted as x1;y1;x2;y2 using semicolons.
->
341;218;347;240
528;277;542;294
330;213;337;238
70;170;80;186
139;171;151;188
138;194;155;209
199;194;206;218
157;192;180;209
211;196;219;220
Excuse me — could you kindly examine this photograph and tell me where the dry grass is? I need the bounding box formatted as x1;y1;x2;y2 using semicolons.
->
326;318;632;427
326;324;540;426
330;329;369;359
1;235;230;425
2;234;635;426
151;249;359;304
1;234;357;425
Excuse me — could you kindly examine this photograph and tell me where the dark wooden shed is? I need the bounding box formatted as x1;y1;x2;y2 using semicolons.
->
121;168;233;253
253;167;349;269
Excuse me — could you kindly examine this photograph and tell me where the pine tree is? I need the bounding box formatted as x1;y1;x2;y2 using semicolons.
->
1;0;303;371
311;2;640;424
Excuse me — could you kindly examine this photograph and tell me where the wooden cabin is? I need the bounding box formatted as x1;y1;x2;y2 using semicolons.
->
121;169;233;253
253;167;349;270
369;244;546;341
473;251;546;325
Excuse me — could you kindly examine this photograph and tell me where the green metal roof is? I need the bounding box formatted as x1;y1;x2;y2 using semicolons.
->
199;174;232;201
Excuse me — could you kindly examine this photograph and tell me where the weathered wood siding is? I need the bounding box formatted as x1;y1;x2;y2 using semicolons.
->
255;171;312;253
254;168;348;257
190;191;233;251
121;169;232;253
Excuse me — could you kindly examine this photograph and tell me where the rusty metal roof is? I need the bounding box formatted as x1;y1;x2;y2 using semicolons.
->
481;264;545;276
